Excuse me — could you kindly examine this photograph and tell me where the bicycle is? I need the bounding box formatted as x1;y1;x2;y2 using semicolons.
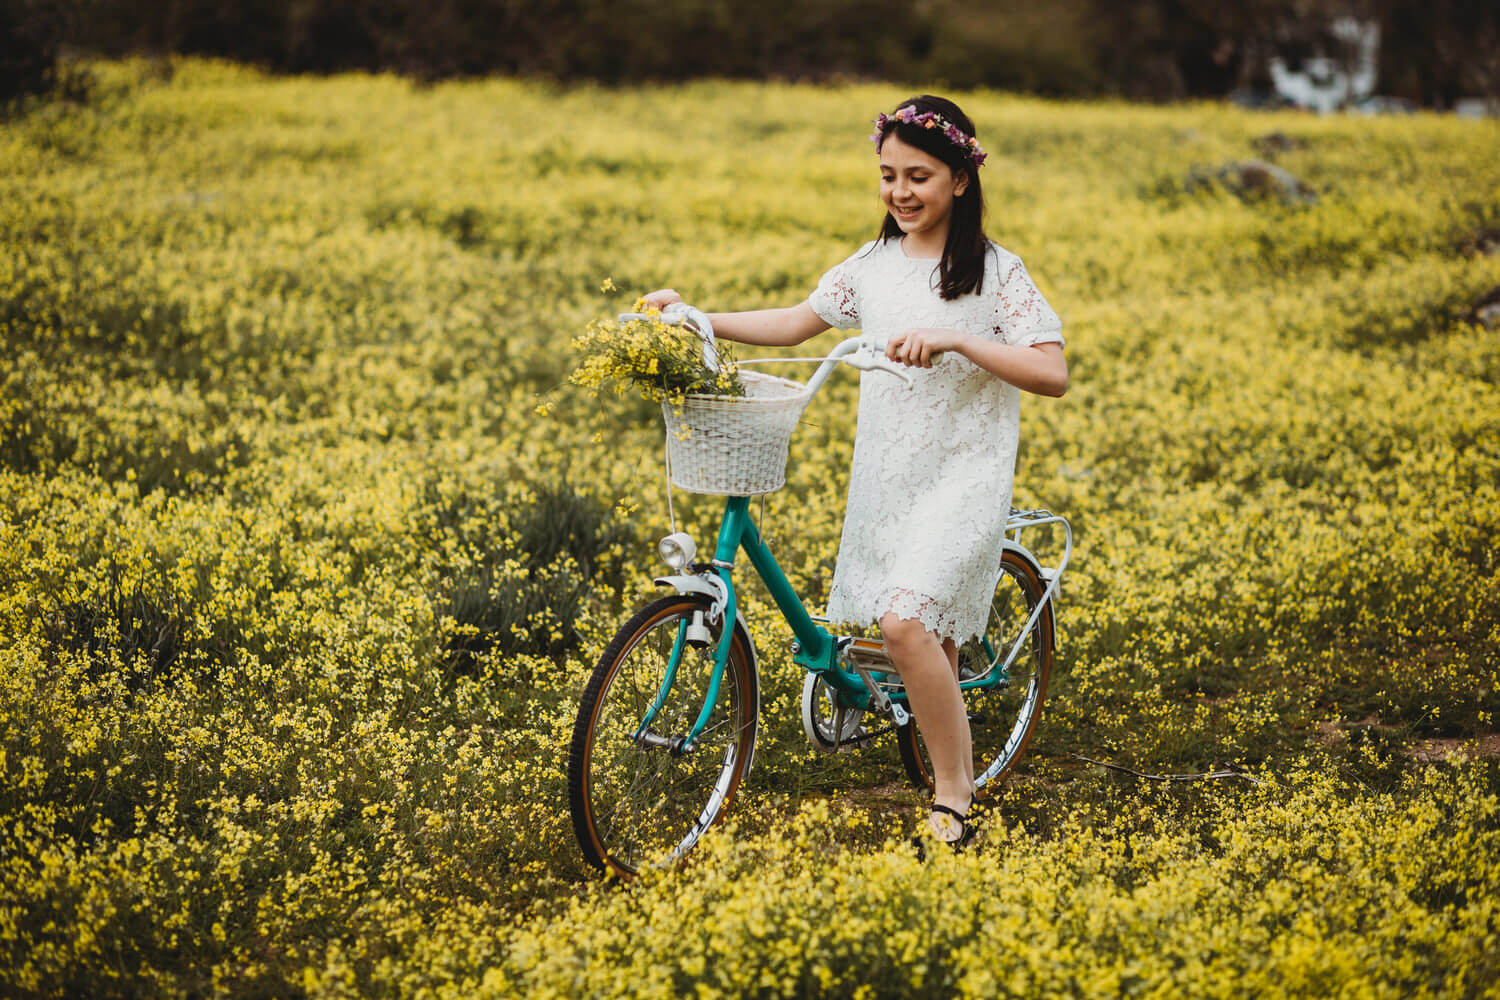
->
567;304;1072;877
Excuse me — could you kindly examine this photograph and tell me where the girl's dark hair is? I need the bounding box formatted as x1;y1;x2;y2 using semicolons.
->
874;94;989;300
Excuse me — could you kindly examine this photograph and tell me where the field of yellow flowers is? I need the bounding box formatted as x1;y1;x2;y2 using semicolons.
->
3;59;1498;997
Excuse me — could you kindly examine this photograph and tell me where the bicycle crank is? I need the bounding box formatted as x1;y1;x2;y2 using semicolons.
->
800;673;868;751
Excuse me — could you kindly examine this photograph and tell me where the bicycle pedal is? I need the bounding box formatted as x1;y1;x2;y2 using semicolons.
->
840;636;892;667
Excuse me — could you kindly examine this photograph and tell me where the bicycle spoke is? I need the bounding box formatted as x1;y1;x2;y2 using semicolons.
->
569;595;757;876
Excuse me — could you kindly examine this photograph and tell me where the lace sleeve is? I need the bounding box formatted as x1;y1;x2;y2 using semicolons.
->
993;258;1064;348
807;253;862;329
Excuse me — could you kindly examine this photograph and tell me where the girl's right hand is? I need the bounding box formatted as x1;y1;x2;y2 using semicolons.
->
640;289;683;310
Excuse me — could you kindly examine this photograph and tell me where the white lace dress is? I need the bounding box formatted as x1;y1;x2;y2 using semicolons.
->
807;237;1064;642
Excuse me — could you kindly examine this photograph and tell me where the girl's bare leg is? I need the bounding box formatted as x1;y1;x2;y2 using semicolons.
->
881;614;973;839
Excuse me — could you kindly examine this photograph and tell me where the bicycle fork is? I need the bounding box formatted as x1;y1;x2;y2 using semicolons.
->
631;564;740;756
634;495;840;757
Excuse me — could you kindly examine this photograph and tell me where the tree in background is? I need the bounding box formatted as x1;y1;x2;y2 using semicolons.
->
917;0;1108;96
1;0;73;100
1379;0;1500;107
7;0;1498;105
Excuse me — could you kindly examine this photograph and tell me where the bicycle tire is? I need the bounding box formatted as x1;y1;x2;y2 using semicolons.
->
569;593;758;876
896;549;1055;796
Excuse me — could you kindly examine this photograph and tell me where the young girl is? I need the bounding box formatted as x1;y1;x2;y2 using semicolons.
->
643;95;1068;847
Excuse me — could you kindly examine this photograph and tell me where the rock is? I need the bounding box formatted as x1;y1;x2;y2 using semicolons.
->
1473;287;1500;330
1222;159;1317;203
1184;159;1317;205
1251;131;1306;157
1464;229;1500;257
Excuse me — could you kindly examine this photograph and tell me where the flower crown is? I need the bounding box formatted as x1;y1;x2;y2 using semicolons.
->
870;105;988;168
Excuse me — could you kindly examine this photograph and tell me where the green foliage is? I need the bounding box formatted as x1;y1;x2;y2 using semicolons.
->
496;762;1500;999
570;308;745;403
0;60;1497;996
49;0;1500;103
0;0;74;102
429;478;635;674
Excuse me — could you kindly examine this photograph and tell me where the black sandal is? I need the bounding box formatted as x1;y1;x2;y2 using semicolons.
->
966;792;995;825
926;800;978;853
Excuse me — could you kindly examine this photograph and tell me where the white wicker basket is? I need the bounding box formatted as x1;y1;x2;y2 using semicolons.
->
661;371;811;496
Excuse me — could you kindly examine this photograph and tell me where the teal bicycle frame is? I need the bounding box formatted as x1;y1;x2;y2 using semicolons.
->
619;308;1063;758
571;304;1073;878
637;495;1023;754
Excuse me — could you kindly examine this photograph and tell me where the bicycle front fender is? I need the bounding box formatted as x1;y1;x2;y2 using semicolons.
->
653;575;762;772
654;573;726;616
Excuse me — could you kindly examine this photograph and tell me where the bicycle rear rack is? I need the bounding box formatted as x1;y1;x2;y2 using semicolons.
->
1003;506;1071;656
804;507;1071;688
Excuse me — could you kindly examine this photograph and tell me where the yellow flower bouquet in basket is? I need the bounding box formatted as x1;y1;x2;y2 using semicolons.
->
571;300;811;496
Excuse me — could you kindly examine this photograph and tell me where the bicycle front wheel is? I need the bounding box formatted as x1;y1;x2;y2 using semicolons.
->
569;594;758;876
897;550;1055;797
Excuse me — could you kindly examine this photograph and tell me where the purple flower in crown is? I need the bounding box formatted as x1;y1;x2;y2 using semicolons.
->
867;105;989;167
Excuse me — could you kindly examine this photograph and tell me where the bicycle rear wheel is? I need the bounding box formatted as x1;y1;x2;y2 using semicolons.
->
896;549;1055;797
569;594;758;876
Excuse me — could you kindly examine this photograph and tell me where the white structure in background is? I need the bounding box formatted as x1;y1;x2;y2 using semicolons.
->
1268;16;1379;112
1454;98;1500;119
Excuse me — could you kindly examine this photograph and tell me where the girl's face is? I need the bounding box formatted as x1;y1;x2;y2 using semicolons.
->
879;134;969;245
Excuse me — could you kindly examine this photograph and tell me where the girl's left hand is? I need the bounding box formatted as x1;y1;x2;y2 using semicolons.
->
887;327;966;368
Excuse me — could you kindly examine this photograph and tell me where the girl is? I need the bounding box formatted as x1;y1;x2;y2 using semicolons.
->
643;95;1068;847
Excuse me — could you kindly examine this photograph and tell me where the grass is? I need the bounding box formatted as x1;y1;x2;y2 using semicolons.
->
0;59;1497;997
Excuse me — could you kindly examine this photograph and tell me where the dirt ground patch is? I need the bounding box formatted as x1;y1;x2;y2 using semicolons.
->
1315;717;1500;763
1408;733;1500;763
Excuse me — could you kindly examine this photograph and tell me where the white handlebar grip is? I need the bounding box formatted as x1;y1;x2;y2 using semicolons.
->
865;335;941;365
660;303;720;372
846;345;914;387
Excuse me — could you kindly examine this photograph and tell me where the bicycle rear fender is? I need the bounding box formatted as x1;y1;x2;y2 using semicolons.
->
999;541;1059;657
1001;539;1044;574
653;574;762;772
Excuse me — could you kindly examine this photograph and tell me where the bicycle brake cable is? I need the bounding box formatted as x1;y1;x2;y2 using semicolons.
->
663;436;677;535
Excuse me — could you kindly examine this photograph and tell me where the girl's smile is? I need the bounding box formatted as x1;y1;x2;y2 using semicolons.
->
879;134;968;255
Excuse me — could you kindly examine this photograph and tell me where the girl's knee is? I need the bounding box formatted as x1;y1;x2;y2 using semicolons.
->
880;613;933;653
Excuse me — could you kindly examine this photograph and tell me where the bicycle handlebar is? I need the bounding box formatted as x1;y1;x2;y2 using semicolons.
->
802;337;913;393
620;304;916;397
618;303;723;371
